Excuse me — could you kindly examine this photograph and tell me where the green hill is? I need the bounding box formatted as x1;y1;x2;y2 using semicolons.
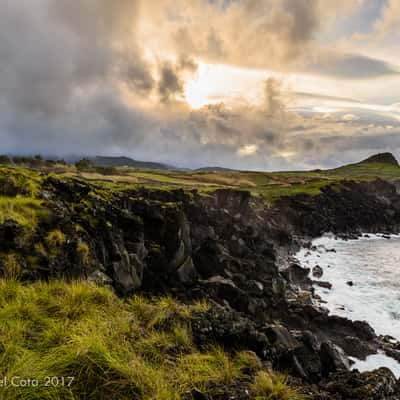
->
327;152;400;178
359;152;399;166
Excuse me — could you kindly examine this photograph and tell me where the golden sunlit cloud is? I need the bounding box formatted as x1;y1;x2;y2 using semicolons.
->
184;77;210;109
184;62;272;108
279;151;297;159
2;0;400;171
238;144;258;156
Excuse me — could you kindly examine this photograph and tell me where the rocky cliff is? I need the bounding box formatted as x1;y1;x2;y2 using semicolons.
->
2;175;400;399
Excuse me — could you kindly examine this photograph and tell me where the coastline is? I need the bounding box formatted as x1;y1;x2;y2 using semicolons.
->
3;169;400;398
295;233;400;378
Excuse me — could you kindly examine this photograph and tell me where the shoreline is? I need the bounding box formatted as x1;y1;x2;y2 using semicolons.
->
3;168;400;398
294;233;400;377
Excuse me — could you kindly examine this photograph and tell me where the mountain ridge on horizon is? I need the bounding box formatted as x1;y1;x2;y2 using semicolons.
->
1;152;399;173
91;152;400;172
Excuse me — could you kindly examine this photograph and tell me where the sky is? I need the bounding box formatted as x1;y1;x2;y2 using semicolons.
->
0;0;400;170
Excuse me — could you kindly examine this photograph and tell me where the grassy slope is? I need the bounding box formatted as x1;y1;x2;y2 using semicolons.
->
0;160;399;219
0;280;303;400
2;160;400;209
0;167;49;229
46;160;400;205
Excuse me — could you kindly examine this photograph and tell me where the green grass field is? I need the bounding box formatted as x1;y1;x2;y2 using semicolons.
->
2;157;400;209
59;158;400;205
0;280;304;400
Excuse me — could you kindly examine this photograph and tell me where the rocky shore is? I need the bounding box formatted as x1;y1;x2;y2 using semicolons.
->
3;175;400;398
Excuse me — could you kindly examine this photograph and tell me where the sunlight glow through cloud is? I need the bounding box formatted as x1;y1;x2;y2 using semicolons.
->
237;144;258;156
2;0;400;170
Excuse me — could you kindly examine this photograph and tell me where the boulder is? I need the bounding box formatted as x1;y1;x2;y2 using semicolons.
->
292;331;322;382
265;325;300;351
314;280;332;290
320;341;350;376
200;275;248;311
323;368;399;400
312;265;324;278
341;336;374;360
282;264;311;289
191;304;270;358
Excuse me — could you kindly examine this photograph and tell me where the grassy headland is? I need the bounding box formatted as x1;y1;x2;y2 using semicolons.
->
3;153;400;206
0;153;399;399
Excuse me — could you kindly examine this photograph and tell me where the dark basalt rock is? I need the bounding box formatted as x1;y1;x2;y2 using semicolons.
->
322;368;399;400
199;276;249;312
342;336;374;360
177;256;198;284
282;263;311;290
320;341;350;376
314;281;332;290
292;331;323;382
5;175;400;398
191;304;271;359
265;325;300;351
313;265;324;278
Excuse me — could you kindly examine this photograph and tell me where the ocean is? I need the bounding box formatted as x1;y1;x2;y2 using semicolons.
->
296;234;400;378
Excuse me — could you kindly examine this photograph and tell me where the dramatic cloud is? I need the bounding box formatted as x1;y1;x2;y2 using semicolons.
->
1;0;400;170
0;0;155;116
158;57;198;103
140;0;396;79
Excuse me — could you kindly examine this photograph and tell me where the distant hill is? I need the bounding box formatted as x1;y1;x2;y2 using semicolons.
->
358;152;399;166
328;152;400;176
195;166;238;173
92;156;175;170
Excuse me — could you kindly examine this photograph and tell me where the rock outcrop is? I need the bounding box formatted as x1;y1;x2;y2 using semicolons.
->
2;176;400;398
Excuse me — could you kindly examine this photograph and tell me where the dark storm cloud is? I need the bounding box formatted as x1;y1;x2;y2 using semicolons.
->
158;64;183;103
0;0;160;159
0;86;154;156
158;58;198;103
1;0;400;171
0;0;153;117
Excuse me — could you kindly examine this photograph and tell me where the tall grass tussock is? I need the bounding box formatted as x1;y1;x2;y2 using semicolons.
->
0;280;304;400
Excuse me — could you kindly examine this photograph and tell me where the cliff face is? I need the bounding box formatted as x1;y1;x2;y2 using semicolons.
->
275;179;400;237
2;176;400;398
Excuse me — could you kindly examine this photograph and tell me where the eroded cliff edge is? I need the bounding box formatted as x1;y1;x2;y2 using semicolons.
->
3;175;400;399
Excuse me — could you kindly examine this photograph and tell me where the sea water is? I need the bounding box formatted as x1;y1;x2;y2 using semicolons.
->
296;234;400;378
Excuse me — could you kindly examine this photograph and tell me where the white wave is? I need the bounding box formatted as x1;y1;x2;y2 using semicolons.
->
350;352;400;379
296;234;400;376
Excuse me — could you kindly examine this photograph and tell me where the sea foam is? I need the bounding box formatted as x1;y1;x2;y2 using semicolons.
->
296;234;400;376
